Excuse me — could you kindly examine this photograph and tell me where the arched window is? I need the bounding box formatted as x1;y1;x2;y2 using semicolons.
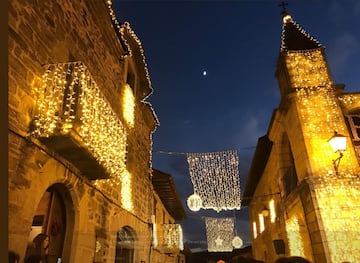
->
115;227;136;263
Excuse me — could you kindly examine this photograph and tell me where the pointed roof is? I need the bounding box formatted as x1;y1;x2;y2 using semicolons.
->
280;12;322;51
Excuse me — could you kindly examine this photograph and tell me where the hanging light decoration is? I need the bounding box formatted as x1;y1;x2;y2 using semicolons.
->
232;236;243;249
205;217;234;252
187;193;202;212
31;62;127;187
186;150;241;212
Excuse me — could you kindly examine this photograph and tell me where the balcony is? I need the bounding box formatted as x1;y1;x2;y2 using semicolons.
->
30;62;127;181
157;223;184;253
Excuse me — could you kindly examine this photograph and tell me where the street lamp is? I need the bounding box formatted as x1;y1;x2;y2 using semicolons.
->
328;131;347;174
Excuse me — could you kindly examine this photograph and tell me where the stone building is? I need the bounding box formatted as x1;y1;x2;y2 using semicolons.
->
152;169;186;263
243;11;360;263
8;1;185;262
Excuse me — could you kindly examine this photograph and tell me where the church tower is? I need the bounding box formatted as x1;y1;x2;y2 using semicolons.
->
243;10;360;263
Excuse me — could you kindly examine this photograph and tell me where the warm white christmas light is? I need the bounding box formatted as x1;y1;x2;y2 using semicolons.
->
205;217;234;252
31;62;127;187
186;150;241;212
187;193;202;211
163;224;183;250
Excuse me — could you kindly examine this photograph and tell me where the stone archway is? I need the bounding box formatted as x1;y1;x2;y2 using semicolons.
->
114;226;137;263
24;183;75;263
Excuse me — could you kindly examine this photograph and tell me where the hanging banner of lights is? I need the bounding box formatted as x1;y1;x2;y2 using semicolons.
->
186;150;241;212
205;217;234;252
163;224;184;251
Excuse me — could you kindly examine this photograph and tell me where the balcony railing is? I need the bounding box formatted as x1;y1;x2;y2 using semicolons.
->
30;62;127;181
158;224;183;253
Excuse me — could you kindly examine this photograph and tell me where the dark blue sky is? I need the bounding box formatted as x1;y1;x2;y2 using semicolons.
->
113;0;360;251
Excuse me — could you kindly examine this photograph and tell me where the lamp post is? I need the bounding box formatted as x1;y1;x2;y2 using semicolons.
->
328;131;347;175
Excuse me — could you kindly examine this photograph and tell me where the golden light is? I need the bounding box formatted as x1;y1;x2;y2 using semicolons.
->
269;199;276;223
31;62;127;187
285;215;305;257
252;221;257;239
121;169;133;212
163;224;183;250
258;214;265;233
315;179;360;263
123;83;135;128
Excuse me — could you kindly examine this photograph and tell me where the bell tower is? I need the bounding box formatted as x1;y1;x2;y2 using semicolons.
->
276;12;333;97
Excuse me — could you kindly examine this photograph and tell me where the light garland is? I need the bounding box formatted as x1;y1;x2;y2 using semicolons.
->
315;177;360;263
286;49;331;88
123;83;135;128
31;62;128;187
294;85;353;174
186;150;241;212
163;224;184;250
281;14;321;51
258;213;265;233
285;215;305;257
205;217;234;252
252;221;257;239
269;199;276;223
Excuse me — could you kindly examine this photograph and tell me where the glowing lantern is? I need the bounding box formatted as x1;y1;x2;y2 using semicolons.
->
187;193;202;211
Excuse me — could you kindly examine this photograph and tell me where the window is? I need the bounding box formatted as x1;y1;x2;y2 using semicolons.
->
345;114;360;163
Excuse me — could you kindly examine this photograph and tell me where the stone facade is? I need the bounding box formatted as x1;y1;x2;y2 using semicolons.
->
243;12;360;263
8;1;163;262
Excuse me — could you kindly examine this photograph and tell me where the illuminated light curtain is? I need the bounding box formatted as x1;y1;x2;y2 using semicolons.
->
258;214;265;233
31;62;127;186
285;49;331;89
186;150;241;212
163;224;184;250
252;221;257;239
269;199;276;223
315;178;360;263
285;215;305;257
123;83;135;128
121;169;133;211
205;217;234;252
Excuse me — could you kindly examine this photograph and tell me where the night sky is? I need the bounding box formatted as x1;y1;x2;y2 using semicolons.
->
113;0;360;251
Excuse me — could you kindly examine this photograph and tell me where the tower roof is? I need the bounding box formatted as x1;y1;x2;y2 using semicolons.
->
280;12;322;51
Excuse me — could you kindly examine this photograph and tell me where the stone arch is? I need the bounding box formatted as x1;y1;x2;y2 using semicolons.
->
114;226;137;263
23;182;77;263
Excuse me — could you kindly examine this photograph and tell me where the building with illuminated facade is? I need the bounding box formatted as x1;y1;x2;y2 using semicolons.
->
8;1;185;262
243;11;360;263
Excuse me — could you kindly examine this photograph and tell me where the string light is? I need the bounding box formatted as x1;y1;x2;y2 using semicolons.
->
258;214;265;233
186;150;241;212
281;14;321;51
123;83;135;128
205;217;234;252
252;221;257;239
286;49;331;88
269;199;276;223
163;224;184;251
313;175;360;263
31;62;128;188
285;215;305;257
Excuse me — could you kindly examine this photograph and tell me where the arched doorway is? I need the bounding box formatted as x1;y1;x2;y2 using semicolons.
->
25;184;68;263
115;226;136;263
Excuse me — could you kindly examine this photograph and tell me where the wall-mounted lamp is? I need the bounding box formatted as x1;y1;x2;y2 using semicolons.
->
328;131;347;174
